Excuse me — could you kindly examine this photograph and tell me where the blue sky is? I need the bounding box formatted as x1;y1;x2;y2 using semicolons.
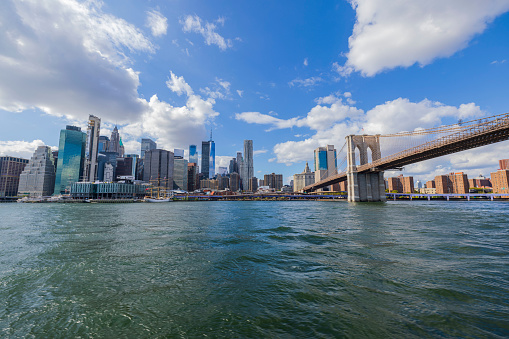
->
1;0;509;184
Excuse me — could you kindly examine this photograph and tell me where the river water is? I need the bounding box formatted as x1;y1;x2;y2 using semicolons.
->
0;201;508;338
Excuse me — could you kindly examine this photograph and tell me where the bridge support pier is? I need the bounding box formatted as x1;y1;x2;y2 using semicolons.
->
346;135;386;202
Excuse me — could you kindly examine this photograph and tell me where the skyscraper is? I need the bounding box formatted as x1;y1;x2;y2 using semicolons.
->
209;136;215;179
83;115;101;182
314;145;337;187
189;145;198;165
109;125;120;154
241;140;253;188
0;156;29;197
143;149;174;189
201;140;210;179
54;126;87;194
18;146;56;197
141;138;157;159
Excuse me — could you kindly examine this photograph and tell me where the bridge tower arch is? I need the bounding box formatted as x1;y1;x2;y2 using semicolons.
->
346;135;386;202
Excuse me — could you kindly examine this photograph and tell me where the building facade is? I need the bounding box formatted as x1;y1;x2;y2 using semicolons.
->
242;140;254;188
314;145;337;191
83;115;101;182
0;156;29;197
229;172;240;191
108;125;121;155
143;149;174;188
264;173;283;191
54;126;87;194
141;138;157;159
491;170;509;194
293;162;315;192
435;172;469;194
387;175;414;193
187;162;199;192
18;146;56;197
173;158;189;190
189;145;198;166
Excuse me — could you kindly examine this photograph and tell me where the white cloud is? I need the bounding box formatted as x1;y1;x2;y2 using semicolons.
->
166;71;194;96
254;150;268;155
0;0;154;122
236;90;243;98
236;93;487;166
200;78;232;100
288;76;323;88
146;10;168;37
0;140;54;159
303;58;308;66
337;0;509;77
180;15;233;50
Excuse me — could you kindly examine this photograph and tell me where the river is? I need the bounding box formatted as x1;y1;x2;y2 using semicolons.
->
1;201;508;337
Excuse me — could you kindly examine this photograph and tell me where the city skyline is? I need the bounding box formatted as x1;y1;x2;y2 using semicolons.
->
1;1;509;184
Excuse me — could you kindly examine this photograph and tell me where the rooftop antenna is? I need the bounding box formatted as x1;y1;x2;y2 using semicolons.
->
210;128;213;141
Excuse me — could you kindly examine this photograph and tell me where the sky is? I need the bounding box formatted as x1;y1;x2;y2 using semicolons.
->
1;0;509;184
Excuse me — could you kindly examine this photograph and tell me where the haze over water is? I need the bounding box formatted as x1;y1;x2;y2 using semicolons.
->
1;201;508;338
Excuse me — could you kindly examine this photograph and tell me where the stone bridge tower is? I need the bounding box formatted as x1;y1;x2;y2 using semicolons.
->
346;135;386;202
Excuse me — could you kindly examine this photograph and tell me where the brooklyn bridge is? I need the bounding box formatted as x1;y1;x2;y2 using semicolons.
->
302;113;509;202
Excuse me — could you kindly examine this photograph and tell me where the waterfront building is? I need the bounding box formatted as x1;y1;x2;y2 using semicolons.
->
0;156;29;197
143;149;174;189
70;181;147;200
339;180;348;192
116;157;135;179
264;173;283;191
97;151;117;182
468;174;492;188
83;115;101;182
98;136;110;153
281;185;293;193
18;146;56;197
241;140;254;188
229;172;240;191
126;154;139;178
187;163;199;191
201;141;210;179
293;162;315;192
229;157;238;174
218;176;230;190
435;172;469;194
387;175;414;193
248;177;258;192
426;180;436;189
141;138;157;159
200;178;219;190
491;169;509;194
54;125;87;194
420;187;437;194
109;126;120;155
103;163;115;182
189;145;198;167
173;158;189;190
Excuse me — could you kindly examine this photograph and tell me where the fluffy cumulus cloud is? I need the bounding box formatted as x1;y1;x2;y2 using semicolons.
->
237;93;486;166
0;0;153;121
146;10;168;37
337;0;509;77
0;140;55;159
117;72;219;153
180;15;233;50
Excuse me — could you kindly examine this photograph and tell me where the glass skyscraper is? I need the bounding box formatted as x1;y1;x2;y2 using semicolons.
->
209;140;215;179
189;145;198;165
54;126;87;194
141;138;157;159
201;141;210;179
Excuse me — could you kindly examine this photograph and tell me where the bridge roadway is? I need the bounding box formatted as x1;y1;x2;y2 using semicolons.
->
304;114;509;192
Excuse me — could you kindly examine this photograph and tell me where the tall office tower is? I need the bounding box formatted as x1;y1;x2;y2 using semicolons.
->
242;140;253;187
143;149;174;189
187;162;199;191
229;172;240;191
141;138;157;159
116;157;134;178
109;126;120;154
0;156;29;197
54;126;87;194
189;145;198;165
201;141;210;179
314;145;337;190
83;115;101;182
97;152;117;181
98;136;110;153
173;158;189;190
248;177;258;192
119;138;125;157
209;136;215;179
229;157;237;174
125;154;139;178
18;146;56;197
